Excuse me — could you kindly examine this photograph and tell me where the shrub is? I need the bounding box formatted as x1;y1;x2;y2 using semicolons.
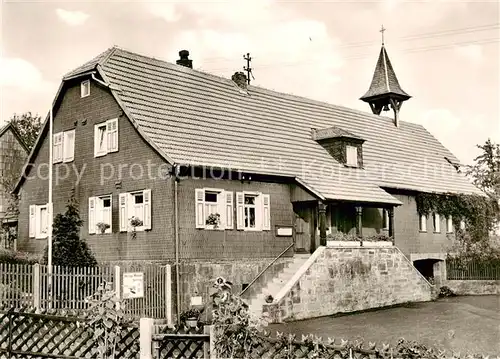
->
44;195;97;267
439;286;456;298
0;248;40;265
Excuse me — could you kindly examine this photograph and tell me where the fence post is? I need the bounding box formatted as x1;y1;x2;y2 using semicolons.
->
140;318;154;359
33;264;40;312
207;325;216;359
165;264;173;328
114;265;121;310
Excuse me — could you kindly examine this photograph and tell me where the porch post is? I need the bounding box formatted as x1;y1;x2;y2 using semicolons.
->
355;206;363;237
388;207;395;243
318;202;327;246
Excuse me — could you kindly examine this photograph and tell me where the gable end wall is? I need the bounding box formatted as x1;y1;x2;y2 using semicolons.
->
17;80;175;262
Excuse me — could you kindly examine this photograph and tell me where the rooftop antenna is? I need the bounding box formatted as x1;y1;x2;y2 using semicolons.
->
243;53;254;85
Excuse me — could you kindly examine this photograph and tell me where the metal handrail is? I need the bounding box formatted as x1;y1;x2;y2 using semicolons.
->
239;242;295;297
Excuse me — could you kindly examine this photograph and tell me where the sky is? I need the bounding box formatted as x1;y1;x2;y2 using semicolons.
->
0;0;499;165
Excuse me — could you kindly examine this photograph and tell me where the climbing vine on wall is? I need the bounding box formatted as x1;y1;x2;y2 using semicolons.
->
415;192;499;243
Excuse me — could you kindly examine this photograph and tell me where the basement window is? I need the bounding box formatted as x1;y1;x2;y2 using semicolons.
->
81;80;90;98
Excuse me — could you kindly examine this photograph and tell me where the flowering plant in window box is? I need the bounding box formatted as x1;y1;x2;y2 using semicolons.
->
96;222;110;234
129;216;143;239
206;213;221;229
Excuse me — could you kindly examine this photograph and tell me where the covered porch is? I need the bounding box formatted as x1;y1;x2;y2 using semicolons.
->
293;200;397;254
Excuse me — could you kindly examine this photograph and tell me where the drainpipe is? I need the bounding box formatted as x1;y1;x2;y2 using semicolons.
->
173;164;181;325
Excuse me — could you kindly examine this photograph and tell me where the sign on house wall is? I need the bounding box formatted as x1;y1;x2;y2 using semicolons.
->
122;272;144;299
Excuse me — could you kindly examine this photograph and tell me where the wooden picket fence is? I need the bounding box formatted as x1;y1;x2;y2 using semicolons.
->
447;258;500;280
0;307;140;358
0;263;172;321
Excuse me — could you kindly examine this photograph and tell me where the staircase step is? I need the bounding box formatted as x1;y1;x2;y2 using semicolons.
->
247;254;310;318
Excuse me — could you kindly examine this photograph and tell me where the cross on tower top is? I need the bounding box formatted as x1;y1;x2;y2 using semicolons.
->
380;25;386;45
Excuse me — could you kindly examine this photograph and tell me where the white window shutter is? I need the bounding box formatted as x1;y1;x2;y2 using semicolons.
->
107;118;118;152
143;189;152;230
53;132;63;163
236;192;244;230
225;191;234;229
88;197;96;234
119;193;128;232
94;125;101;157
195;189;204;229
63;130;75;162
106;196;112;233
29;205;36;238
262;194;271;230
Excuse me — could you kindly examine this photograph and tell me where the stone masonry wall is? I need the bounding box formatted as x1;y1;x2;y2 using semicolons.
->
444;280;500;295
264;247;432;323
178;258;295;314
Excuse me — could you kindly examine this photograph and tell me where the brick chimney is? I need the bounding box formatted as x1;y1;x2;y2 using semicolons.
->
176;50;193;68
232;71;247;89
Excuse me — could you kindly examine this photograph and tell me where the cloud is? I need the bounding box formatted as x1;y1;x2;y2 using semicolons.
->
455;44;483;64
0;57;43;91
56;8;89;26
165;1;343;103
146;3;180;22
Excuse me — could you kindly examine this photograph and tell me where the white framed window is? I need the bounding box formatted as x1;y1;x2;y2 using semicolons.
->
81;80;90;98
94;118;118;157
446;215;453;233
419;214;427;232
346;146;358;167
119;189;151;232
53;130;75;163
195;188;233;230
29;204;49;239
433;213;441;233
88;195;112;234
236;192;270;231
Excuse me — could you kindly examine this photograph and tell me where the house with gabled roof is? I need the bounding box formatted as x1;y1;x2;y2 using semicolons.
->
13;44;482;317
0;122;29;249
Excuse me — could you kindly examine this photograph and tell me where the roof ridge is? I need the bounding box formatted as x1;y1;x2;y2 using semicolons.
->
105;46;420;127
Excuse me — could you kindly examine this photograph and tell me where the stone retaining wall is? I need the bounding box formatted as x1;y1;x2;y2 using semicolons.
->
444;280;500;295
264;246;433;323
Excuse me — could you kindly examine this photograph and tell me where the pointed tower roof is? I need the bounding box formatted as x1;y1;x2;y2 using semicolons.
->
360;45;411;102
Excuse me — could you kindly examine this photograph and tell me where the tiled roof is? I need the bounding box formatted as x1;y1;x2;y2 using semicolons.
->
361;46;410;101
62;47;484;203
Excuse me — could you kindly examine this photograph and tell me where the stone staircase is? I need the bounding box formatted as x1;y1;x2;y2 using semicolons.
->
246;254;310;320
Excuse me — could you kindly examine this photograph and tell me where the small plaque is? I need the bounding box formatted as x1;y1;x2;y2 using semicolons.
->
122;272;144;299
276;227;293;236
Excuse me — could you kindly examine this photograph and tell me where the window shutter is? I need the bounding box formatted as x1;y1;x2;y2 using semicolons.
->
195;189;204;229
88;197;96;234
225;191;234;229
107;118;118;152
119;193;128;232
94;125;101;157
63;130;75;162
53;132;63;163
29;205;36;238
143;189;152;230
236;192;244;230
262;194;271;230
105;196;112;233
